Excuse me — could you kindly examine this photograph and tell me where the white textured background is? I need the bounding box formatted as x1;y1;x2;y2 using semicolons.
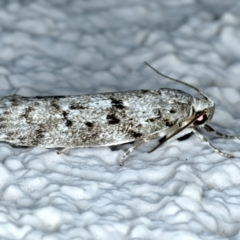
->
0;1;240;239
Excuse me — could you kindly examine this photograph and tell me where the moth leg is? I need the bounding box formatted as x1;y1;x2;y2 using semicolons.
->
119;140;144;166
204;125;240;140
57;147;71;154
193;129;234;158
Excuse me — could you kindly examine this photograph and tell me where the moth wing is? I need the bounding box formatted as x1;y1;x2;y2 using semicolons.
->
0;90;195;149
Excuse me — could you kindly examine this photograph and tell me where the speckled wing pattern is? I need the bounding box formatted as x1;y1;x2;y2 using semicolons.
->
0;89;193;148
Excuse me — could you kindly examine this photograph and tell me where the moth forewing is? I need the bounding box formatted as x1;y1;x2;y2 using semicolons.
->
0;63;239;166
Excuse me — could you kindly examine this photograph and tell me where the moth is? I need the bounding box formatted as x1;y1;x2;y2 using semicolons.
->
0;62;238;166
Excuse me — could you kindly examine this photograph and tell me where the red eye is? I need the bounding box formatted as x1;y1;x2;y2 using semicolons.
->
194;114;208;125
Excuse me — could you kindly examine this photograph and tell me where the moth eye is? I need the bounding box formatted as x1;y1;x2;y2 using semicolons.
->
194;113;208;125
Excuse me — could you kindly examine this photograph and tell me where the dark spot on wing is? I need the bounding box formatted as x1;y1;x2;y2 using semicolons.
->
107;114;120;124
35;129;45;139
170;109;176;114
110;97;125;109
62;111;68;119
166;121;173;127
10;97;19;106
165;119;177;127
20;106;35;123
3;111;10;115
35;134;44;139
52;96;67;99
62;111;73;127
29;124;48;145
34;95;67;99
34;96;47;99
129;130;142;139
35;129;44;135
0;117;6;122
140;90;149;94
147;117;161;123
85;122;93;127
135;90;150;98
31;139;40;145
147;118;156;123
66;120;73;127
51;101;61;111
18;136;27;142
70;104;86;110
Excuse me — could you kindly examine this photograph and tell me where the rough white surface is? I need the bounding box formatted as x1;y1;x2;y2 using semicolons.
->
0;1;240;239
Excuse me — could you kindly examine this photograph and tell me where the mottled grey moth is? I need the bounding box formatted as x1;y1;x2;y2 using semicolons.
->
0;62;238;165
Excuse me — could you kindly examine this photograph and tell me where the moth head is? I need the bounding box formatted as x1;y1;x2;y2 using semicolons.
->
143;62;215;127
193;97;215;127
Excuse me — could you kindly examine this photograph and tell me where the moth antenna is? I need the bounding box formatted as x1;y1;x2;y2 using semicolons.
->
144;62;212;103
